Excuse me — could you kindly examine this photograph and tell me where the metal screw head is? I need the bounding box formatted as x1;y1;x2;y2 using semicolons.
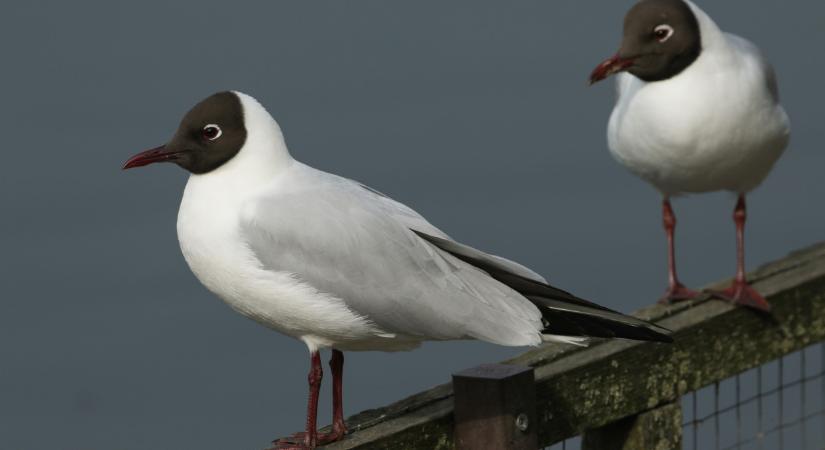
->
515;413;529;432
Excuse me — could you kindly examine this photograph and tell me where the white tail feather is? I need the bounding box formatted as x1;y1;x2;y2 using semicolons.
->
542;334;590;347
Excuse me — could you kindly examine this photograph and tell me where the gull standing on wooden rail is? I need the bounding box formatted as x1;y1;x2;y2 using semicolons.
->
590;0;790;310
123;91;672;449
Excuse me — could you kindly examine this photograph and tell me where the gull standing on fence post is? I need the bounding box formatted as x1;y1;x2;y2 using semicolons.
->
123;91;672;449
590;0;790;310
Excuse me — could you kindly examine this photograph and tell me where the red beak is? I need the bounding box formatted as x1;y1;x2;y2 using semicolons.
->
589;54;635;85
122;145;185;170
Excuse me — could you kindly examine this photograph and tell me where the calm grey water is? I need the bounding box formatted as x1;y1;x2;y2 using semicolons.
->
1;1;822;449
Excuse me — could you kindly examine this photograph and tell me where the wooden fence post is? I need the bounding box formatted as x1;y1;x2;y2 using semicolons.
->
582;402;682;450
452;363;537;450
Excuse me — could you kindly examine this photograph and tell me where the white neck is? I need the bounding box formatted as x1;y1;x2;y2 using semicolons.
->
683;0;726;50
186;91;294;195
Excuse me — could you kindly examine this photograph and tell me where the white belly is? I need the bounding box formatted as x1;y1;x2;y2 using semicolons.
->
175;175;418;352
607;65;789;196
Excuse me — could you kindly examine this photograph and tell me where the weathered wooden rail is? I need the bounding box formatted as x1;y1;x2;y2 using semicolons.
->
321;242;825;449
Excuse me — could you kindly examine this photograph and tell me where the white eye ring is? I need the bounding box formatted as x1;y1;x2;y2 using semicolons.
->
202;124;222;141
654;24;675;42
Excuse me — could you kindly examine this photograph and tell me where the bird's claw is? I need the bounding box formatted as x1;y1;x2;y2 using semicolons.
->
710;281;770;312
659;283;700;304
269;427;346;450
269;433;313;450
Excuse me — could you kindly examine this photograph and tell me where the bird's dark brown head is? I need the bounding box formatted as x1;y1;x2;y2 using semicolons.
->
590;0;701;84
123;91;247;174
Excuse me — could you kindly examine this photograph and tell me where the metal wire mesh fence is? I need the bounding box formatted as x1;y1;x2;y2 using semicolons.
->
545;436;582;450
316;243;825;449
545;436;581;450
545;342;825;450
682;342;825;450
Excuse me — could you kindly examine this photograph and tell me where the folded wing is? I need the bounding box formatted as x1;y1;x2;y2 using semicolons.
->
240;169;671;347
240;171;547;347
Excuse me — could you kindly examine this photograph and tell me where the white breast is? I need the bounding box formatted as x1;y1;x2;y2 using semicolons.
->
176;166;413;353
169;92;419;352
607;10;790;196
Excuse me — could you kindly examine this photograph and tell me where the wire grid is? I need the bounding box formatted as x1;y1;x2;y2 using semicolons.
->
544;342;825;450
682;342;825;450
545;435;581;450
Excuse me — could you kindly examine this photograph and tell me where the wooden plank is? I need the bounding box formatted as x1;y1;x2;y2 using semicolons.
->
581;402;682;450
322;383;454;450
533;244;825;445
452;364;537;450
322;242;825;449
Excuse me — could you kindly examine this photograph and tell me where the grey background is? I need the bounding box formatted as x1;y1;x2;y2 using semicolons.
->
1;1;822;449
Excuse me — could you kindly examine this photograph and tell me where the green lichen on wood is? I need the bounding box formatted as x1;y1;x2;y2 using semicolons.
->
582;402;682;450
353;416;454;450
536;269;825;446
320;243;825;449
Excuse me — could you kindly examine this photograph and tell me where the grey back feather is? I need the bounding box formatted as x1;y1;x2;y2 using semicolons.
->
239;165;545;346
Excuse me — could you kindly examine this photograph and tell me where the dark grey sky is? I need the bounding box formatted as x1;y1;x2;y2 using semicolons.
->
1;1;822;449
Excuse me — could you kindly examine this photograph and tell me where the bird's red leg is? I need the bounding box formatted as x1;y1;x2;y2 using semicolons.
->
271;352;323;449
659;198;699;303
316;350;347;444
711;195;771;311
659;197;699;304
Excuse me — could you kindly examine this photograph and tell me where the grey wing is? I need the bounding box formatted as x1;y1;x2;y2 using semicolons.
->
726;33;781;103
239;175;544;347
355;178;672;343
354;180;548;284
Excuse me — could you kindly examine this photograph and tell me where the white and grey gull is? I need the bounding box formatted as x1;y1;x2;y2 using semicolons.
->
123;91;671;449
590;0;790;310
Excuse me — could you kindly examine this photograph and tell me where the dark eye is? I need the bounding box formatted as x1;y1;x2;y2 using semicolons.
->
654;24;674;42
202;124;222;141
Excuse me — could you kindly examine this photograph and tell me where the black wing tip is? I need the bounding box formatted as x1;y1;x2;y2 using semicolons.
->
412;229;677;344
638;328;675;343
629;321;675;343
601;320;675;344
539;306;675;343
643;320;676;343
